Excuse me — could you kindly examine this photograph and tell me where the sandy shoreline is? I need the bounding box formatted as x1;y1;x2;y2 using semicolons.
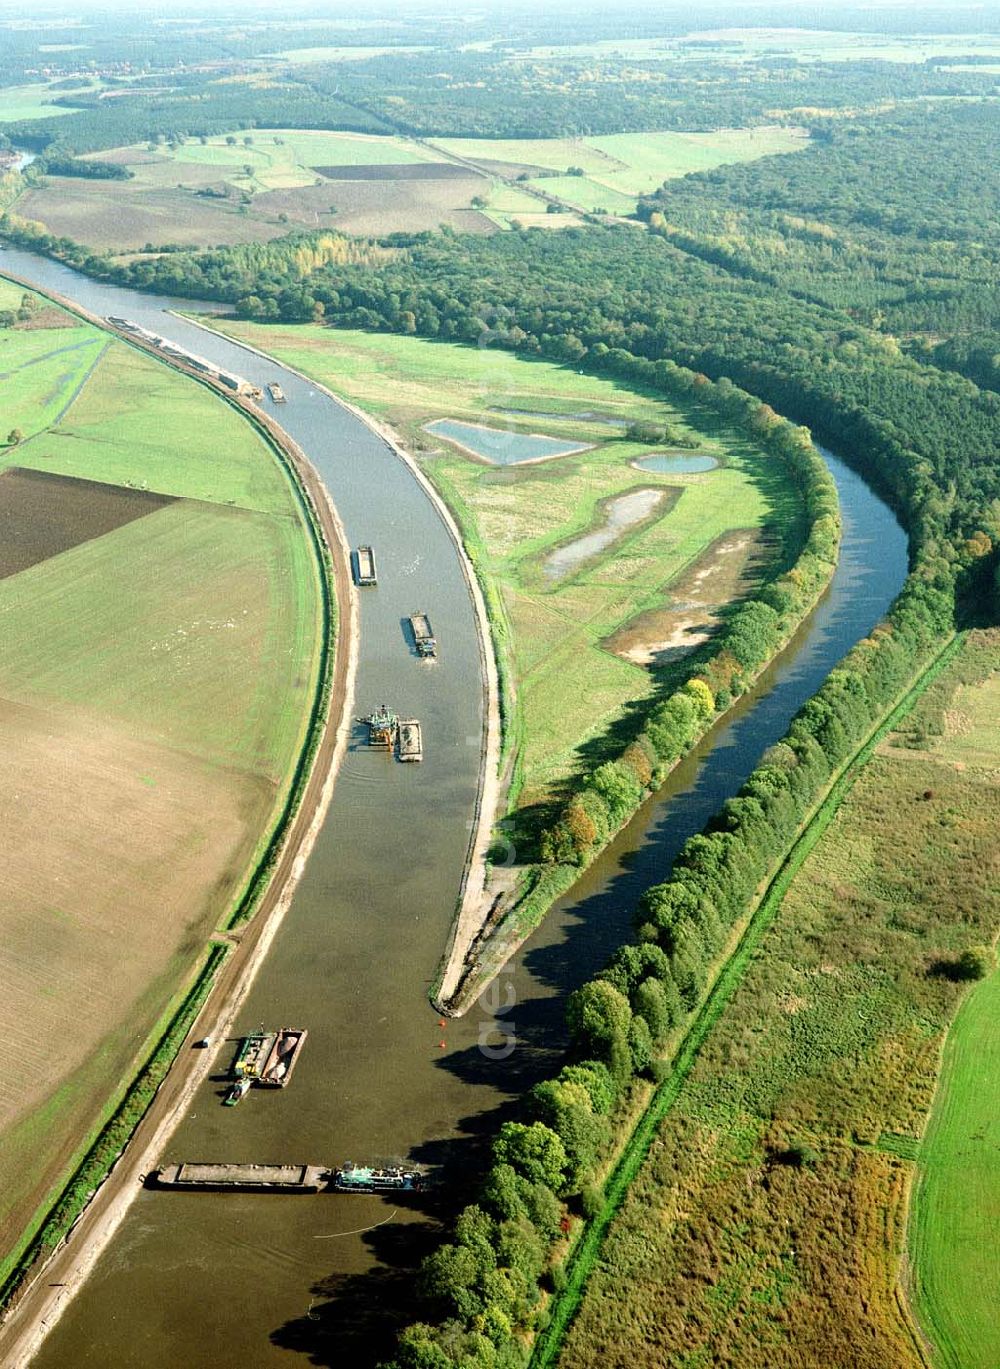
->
0;283;360;1368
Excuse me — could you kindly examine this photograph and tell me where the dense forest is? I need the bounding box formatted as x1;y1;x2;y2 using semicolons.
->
638;102;1000;332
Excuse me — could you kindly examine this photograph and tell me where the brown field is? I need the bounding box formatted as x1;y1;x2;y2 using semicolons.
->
260;177;496;237
16;180;296;252
17;169;495;250
0;466;172;580
0;693;272;1253
312;161;474;180
604;528;769;665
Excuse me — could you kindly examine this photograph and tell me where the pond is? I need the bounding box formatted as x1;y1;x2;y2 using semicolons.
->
632;451;718;474
425;417;591;465
544;486;666;580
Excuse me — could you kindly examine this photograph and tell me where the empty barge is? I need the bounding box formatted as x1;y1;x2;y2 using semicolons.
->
153;1163;327;1193
355;545;378;586
397;719;423;762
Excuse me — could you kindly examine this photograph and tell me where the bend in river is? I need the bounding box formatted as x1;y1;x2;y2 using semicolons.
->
0;249;908;1369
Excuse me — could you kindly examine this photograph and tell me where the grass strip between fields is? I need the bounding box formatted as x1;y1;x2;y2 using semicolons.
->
0;943;228;1307
530;629;966;1368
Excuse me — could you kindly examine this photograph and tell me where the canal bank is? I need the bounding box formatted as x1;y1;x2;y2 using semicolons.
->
0;249;907;1369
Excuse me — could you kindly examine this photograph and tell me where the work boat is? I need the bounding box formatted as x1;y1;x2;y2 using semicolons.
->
331;1162;424;1193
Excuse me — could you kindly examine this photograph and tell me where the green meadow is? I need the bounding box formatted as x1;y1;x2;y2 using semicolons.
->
211;320;798;806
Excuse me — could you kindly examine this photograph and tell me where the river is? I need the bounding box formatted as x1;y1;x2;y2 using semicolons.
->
0;249;909;1369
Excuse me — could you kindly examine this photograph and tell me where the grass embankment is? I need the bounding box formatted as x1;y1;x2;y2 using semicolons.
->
0;287;326;1295
541;629;1000;1369
211;322;801;811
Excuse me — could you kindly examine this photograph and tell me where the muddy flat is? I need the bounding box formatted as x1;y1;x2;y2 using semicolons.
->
604;529;770;666
0;467;173;581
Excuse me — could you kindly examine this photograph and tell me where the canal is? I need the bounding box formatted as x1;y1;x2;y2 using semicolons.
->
0;249;908;1369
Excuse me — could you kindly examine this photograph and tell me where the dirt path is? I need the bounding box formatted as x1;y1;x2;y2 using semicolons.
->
0;284;359;1369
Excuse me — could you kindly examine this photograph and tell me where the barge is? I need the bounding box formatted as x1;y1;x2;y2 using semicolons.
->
258;1027;307;1087
231;1028;275;1081
359;704;398;748
355;545;378;586
331;1162;424;1193
154;1163;327;1193
397;719;423;762
267;381;287;403
104;318;263;400
409;612;436;658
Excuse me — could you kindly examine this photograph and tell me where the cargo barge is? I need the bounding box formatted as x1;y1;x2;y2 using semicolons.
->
354;545;378;586
153;1163;327;1193
258;1027;307;1087
104;318;263;400
267;381;287;403
397;719;423;762
331;1162;424;1193
409;612;436;658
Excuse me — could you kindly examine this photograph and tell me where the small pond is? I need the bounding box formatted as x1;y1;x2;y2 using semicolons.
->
545;487;665;580
425;417;590;465
633;451;718;474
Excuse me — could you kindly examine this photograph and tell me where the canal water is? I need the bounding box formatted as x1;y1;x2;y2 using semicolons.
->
0;250;908;1369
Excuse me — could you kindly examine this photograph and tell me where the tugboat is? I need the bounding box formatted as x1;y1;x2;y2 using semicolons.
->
223;1077;251;1107
409;612;436;659
330;1162;424;1193
358;704;398;748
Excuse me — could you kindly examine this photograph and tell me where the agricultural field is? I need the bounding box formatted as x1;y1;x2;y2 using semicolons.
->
0;289;324;1280
209;320;799;810
0;81;82;122
558;629;1000;1369
13;128;497;250
430;126;809;215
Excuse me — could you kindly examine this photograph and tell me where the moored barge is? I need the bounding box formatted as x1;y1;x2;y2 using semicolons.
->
153;1163;326;1193
258;1027;307;1087
355;545;378;586
397;719;423;762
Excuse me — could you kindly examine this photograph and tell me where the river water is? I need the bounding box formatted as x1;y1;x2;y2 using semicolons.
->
0;249;908;1369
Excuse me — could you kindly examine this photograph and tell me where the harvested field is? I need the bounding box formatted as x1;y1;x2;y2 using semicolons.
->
15;181;296;253
258;177;496;237
0;693;273;1256
604;528;769;665
313;161;475;180
0;466;173;581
